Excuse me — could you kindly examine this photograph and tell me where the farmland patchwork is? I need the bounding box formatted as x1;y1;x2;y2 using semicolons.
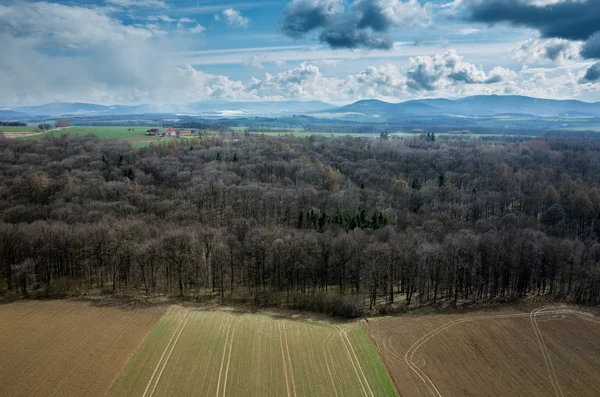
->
0;301;396;397
4;301;597;397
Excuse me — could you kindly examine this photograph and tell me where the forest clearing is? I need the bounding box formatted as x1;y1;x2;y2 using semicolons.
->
0;300;396;397
366;305;600;397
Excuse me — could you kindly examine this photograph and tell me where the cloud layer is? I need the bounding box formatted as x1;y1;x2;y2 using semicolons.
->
0;1;599;105
106;0;168;8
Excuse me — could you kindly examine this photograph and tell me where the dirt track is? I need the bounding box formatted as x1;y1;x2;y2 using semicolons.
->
0;300;164;397
3;132;46;138
3;128;66;139
366;306;600;397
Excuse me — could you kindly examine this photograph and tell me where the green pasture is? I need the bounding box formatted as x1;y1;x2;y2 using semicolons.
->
0;126;39;133
248;131;381;138
19;126;165;145
8;124;557;146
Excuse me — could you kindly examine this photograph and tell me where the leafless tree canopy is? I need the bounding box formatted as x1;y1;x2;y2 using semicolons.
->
1;134;599;316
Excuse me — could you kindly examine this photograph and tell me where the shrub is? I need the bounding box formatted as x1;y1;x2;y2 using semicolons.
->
287;291;365;319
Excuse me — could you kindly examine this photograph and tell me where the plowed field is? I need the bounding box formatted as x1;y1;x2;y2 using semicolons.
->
108;308;397;397
0;300;165;397
0;301;397;397
366;305;600;397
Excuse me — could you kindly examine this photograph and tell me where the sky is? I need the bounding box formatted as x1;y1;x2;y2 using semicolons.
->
1;0;599;105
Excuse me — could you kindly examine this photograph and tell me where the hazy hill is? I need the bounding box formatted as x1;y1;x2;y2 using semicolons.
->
4;96;600;122
0;100;334;119
328;95;600;118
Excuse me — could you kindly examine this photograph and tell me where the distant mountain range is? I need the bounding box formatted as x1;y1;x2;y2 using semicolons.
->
327;95;600;118
2;96;600;121
0;100;334;119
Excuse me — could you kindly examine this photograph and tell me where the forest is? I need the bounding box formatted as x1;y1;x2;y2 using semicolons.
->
1;133;599;317
0;122;28;127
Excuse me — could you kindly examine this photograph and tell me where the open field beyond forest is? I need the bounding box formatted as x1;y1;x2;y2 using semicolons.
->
0;126;39;133
366;305;600;397
0;300;396;397
6;125;550;142
16;126;166;147
241;130;534;139
247;130;382;138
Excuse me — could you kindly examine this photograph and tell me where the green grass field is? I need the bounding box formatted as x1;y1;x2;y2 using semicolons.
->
19;126;165;145
0;126;39;133
9;125;541;146
248;130;534;139
108;308;397;397
248;131;381;138
390;132;535;139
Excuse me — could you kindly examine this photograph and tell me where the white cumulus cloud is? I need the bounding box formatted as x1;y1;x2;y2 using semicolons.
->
215;8;250;28
406;50;515;91
513;38;583;64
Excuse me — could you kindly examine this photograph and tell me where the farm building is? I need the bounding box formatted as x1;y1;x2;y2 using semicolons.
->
178;129;198;137
145;128;160;136
56;119;72;128
164;128;177;137
163;128;199;138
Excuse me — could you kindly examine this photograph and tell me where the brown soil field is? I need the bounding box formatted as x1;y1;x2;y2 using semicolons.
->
366;305;600;397
0;300;164;397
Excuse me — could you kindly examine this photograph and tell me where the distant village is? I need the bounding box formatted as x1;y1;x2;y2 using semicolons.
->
145;128;202;138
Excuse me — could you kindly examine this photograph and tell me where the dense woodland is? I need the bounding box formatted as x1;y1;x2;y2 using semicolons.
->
0;122;27;127
1;133;600;317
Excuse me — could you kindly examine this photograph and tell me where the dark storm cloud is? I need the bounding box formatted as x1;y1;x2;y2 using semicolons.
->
280;0;343;38
583;62;600;81
545;40;574;61
354;0;403;32
319;17;393;49
464;0;600;41
581;32;600;58
280;0;429;50
463;0;600;59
